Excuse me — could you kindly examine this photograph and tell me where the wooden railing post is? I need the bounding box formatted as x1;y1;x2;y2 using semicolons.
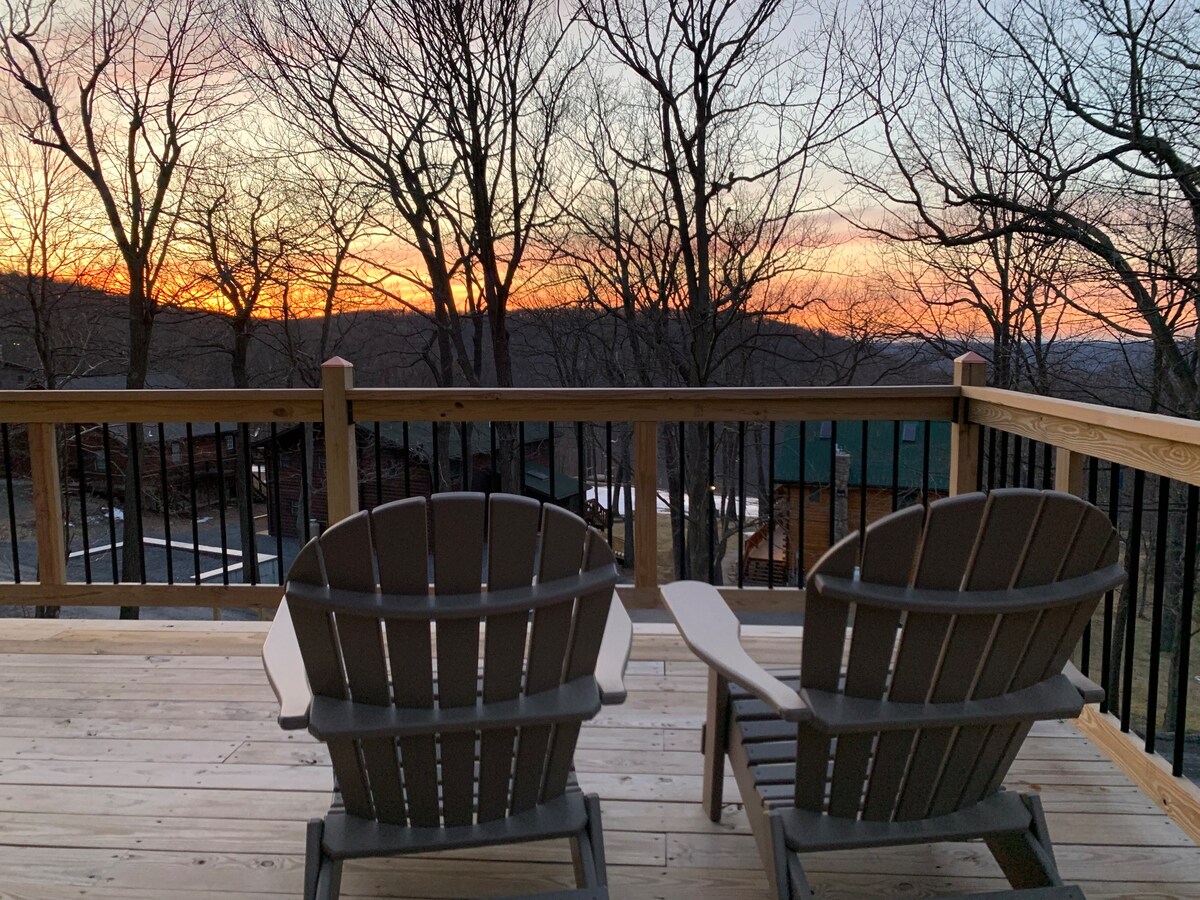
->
633;421;658;589
321;358;358;525
28;423;67;589
1054;447;1085;496
950;352;987;495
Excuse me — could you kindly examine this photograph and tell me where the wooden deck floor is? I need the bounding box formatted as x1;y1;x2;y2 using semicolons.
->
0;620;1197;899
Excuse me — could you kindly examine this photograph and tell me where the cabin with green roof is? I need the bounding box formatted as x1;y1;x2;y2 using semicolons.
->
743;420;951;583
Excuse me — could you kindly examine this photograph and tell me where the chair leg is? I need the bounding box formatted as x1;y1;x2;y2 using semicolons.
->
304;819;323;900
585;792;609;887
305;817;343;900
703;671;731;822
985;793;1064;890
767;813;799;900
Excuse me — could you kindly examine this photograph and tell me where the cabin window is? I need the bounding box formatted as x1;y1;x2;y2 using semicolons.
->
901;423;918;442
225;436;234;452
171;445;182;464
818;421;832;439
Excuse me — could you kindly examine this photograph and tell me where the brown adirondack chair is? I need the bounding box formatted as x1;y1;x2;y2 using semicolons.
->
263;492;633;900
663;489;1125;899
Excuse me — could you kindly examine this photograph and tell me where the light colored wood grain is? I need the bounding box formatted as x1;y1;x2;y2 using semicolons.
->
0;621;1192;899
0;583;282;608
27;422;67;587
0;389;323;424
1055;446;1085;495
349;386;960;423
321;357;358;524
966;391;1200;485
950;352;986;495
634;420;659;588
1075;704;1200;846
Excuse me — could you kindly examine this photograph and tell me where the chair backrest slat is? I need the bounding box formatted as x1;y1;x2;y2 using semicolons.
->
827;506;924;818
542;531;619;801
477;495;541;822
795;535;856;811
430;494;487;827
511;505;588;813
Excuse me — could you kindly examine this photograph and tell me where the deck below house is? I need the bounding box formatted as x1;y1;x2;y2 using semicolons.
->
0;619;1197;899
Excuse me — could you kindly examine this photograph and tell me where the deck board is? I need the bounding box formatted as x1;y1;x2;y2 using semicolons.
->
0;621;1195;898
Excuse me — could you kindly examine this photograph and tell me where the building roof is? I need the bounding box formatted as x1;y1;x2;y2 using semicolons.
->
522;462;581;501
774;420;951;492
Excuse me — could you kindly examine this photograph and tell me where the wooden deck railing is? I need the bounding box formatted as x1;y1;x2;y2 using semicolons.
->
1;354;1199;840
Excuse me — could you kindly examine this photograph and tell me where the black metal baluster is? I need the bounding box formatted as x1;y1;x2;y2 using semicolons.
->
976;425;985;491
3;424;21;582
1145;475;1170;752
797;422;806;586
605;421;614;547
130;424;146;582
102;424;118;583
431;422;440;494
489;422;498;497
986;427;997;491
828;420;838;546
298;424;312;543
1101;463;1119;712
549;422;558;508
460;422;469;491
73;425;90;583
767;420;776;589
1025;437;1036;489
736;421;745;589
402;422;412;498
186;423;201;584
1041;442;1053;490
240;423;257;585
270;423;284;586
158;424;173;584
1120;467;1145;732
1173;485;1197;776
707;422;715;584
859;421;869;550
891;421;900;511
1082;457;1099;676
998;431;1009;488
518;423;527;495
373;422;383;507
681;422;691;578
577;421;586;517
214;424;230;586
1010;435;1022;490
921;420;931;506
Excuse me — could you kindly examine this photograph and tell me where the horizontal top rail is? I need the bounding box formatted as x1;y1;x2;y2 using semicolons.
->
0;390;324;424
348;386;961;422
963;386;1200;485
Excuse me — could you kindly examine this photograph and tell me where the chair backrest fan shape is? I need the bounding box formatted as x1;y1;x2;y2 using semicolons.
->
798;489;1120;825
284;492;618;829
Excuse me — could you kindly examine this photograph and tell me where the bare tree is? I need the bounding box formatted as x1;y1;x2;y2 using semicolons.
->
840;0;1200;412
568;0;849;579
2;0;230;611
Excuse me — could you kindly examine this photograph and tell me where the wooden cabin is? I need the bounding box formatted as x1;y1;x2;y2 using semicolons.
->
743;420;951;584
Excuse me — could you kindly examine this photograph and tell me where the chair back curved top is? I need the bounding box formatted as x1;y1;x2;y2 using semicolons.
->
283;492;618;830
797;489;1120;824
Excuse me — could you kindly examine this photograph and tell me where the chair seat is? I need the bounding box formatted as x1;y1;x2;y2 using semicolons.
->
323;784;590;860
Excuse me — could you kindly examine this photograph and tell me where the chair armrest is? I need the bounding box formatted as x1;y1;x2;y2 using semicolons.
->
1063;661;1104;705
262;598;313;730
595;594;632;705
661;581;810;722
